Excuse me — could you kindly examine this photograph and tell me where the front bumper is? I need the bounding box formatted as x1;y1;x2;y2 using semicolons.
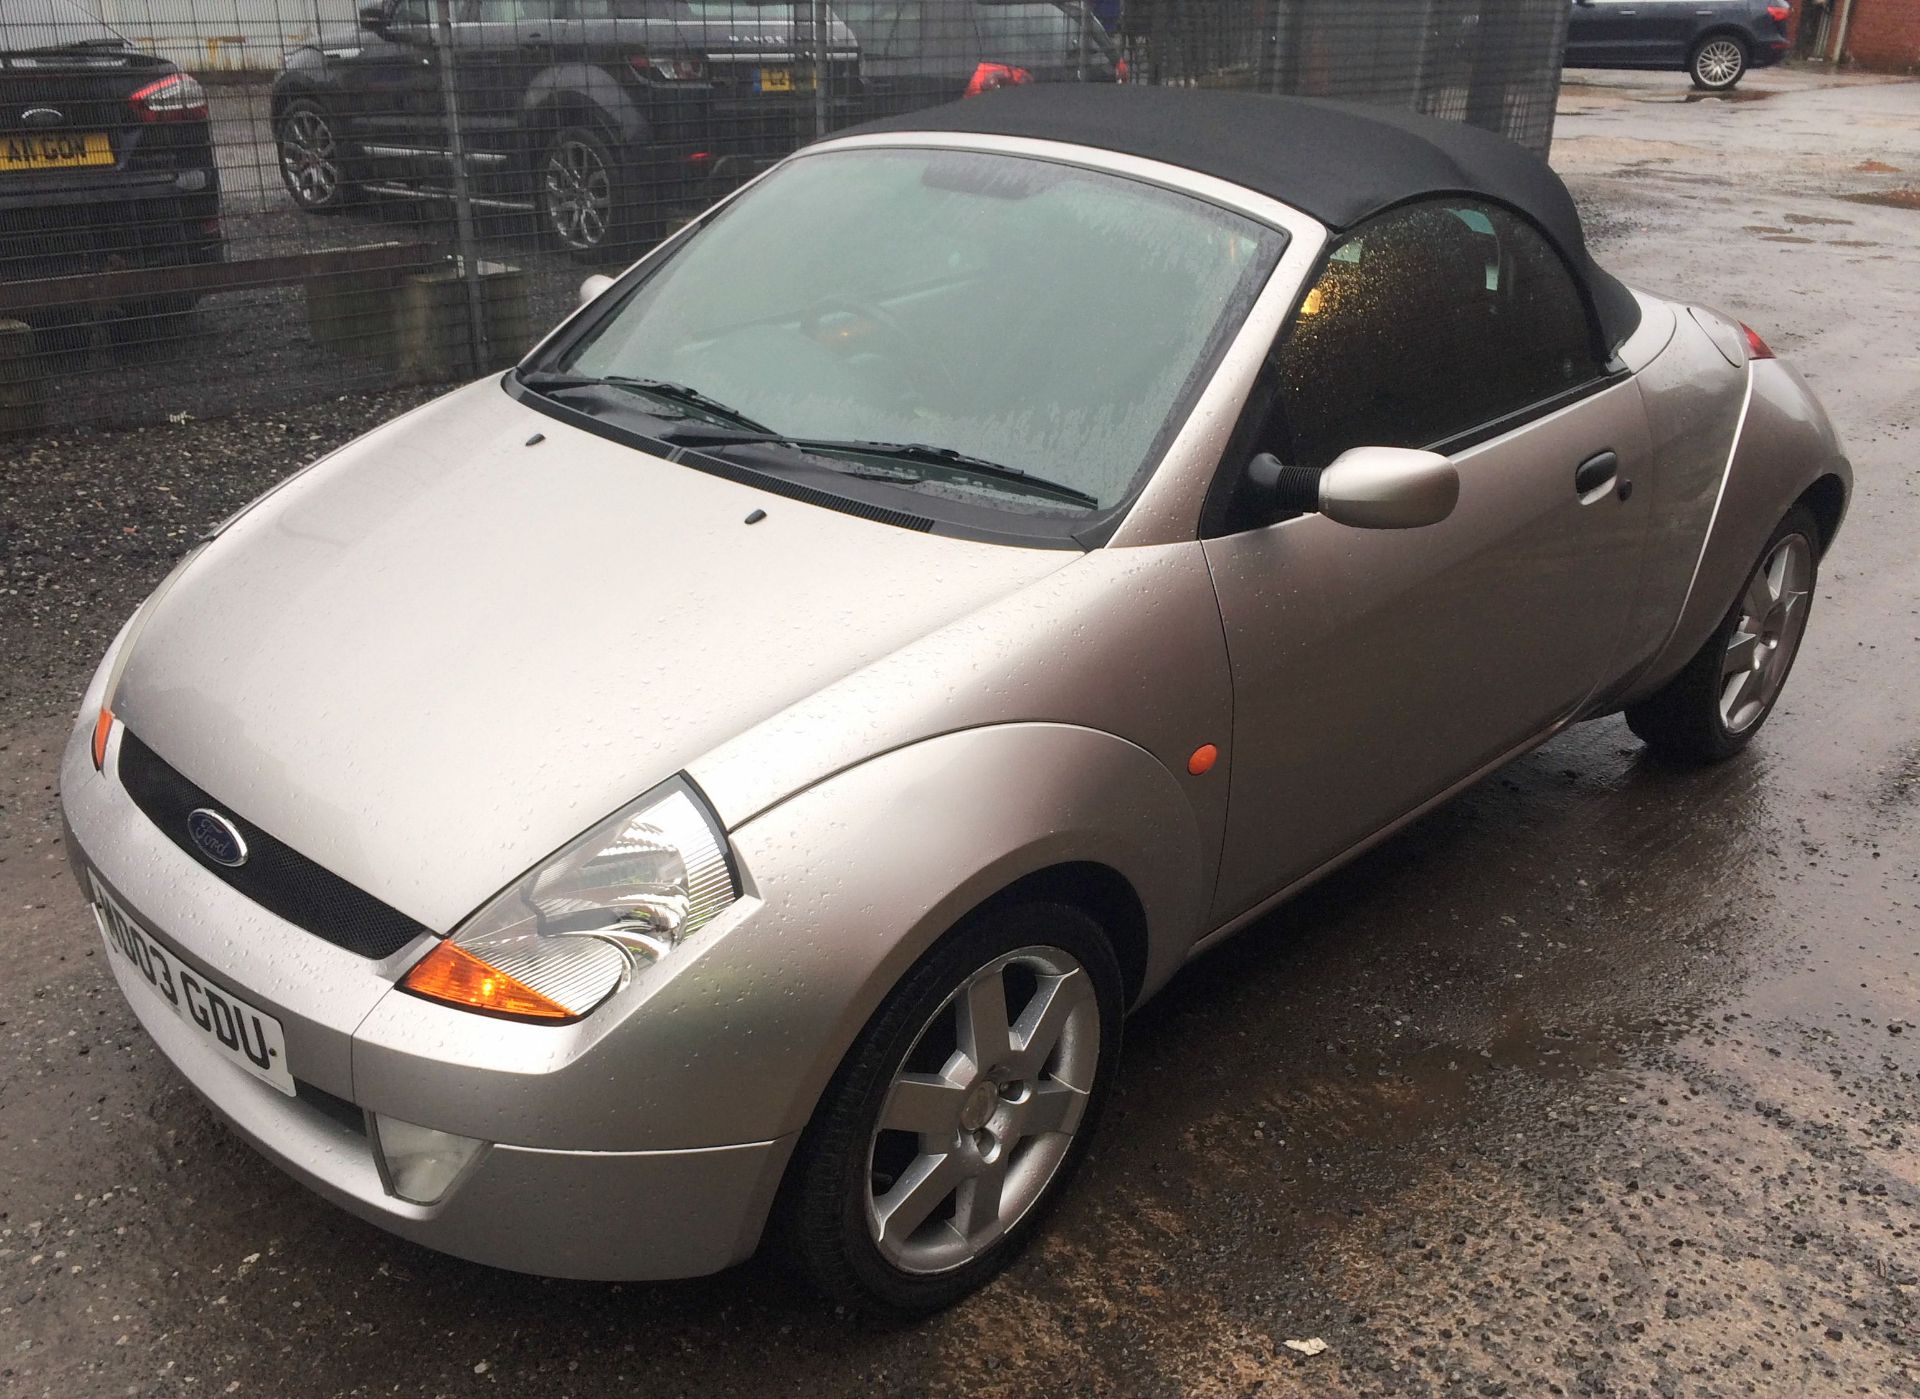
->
60;718;794;1282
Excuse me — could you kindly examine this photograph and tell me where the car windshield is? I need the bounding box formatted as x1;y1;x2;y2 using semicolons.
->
541;147;1282;525
0;0;127;52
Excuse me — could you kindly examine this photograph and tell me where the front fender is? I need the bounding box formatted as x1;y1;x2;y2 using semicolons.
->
1619;357;1851;706
719;721;1206;1135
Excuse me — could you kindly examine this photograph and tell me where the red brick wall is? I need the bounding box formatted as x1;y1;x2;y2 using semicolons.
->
1844;0;1920;72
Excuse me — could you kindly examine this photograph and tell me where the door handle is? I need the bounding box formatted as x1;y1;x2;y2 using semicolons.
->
1574;450;1619;497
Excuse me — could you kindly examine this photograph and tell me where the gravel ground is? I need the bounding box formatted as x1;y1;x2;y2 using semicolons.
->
2;65;1918;1399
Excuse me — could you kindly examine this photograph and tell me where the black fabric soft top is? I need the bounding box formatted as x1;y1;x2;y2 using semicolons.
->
844;86;1640;353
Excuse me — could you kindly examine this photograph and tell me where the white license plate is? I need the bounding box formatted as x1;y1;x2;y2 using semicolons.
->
88;871;295;1097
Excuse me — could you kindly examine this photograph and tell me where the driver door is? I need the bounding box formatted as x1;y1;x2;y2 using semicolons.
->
1202;198;1653;923
344;0;447;175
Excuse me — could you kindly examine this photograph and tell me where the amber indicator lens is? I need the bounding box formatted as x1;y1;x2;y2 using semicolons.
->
401;940;575;1021
91;708;114;771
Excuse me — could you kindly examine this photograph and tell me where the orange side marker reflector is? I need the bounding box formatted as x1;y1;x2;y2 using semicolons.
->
91;708;114;771
400;940;574;1020
1187;743;1218;776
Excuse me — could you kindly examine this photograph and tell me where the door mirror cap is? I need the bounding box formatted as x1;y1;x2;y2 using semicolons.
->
1318;446;1459;529
578;274;615;307
358;3;388;33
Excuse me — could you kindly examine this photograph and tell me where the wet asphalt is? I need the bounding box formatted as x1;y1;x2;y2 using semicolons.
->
2;66;1918;1399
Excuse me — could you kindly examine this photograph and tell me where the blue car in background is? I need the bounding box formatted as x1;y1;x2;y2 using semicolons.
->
1565;0;1792;90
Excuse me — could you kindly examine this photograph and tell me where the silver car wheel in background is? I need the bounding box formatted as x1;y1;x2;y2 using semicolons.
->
543;138;612;250
1694;38;1745;88
1720;532;1812;734
866;945;1100;1275
281;108;340;208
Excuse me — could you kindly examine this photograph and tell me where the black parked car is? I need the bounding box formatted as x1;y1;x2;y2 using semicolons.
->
834;0;1119;118
271;0;858;259
1564;0;1792;90
1;0;223;341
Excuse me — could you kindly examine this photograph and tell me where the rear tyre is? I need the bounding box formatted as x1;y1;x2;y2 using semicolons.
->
1625;505;1818;764
536;125;631;262
276;99;358;213
783;900;1123;1316
1690;34;1748;90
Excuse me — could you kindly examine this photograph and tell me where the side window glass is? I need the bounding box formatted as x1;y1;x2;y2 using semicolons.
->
1272;199;1603;470
475;0;555;19
389;0;432;27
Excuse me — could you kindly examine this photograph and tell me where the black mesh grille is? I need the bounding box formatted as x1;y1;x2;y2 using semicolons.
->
116;730;431;960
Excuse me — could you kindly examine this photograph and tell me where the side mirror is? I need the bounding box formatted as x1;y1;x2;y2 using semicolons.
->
1250;445;1458;529
359;3;389;34
578;273;615;307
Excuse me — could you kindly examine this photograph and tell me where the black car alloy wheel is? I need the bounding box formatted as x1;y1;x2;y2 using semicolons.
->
278;100;350;212
540;127;618;255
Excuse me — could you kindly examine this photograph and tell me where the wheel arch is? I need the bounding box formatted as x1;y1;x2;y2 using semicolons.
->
1691;22;1753;50
521;66;647;150
980;861;1151;1010
1798;471;1849;557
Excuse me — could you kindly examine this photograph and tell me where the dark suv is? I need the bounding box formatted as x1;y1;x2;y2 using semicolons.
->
1564;0;1792;90
271;0;858;258
2;0;223;336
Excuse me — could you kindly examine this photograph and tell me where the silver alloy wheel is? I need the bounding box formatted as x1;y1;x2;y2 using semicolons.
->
281;108;340;207
1694;38;1744;88
866;945;1100;1275
542;137;612;250
1720;532;1812;734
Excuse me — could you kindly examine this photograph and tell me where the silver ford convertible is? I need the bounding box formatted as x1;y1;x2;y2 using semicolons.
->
63;88;1849;1313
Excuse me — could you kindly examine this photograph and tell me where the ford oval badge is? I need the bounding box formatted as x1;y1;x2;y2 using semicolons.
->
187;808;248;868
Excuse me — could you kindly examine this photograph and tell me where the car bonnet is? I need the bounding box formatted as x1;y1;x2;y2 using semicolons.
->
107;378;1075;933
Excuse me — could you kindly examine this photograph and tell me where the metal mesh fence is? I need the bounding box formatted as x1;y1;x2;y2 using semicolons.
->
0;0;1569;436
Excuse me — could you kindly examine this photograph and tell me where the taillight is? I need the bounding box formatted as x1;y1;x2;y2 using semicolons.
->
1765;3;1790;20
964;62;1033;97
1114;57;1130;82
129;72;207;123
1739;322;1775;359
628;50;705;81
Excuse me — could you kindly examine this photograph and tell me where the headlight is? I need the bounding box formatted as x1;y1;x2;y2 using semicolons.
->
400;776;737;1022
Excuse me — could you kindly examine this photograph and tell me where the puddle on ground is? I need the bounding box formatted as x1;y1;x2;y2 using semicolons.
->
1670;88;1775;104
1856;159;1904;174
1785;212;1854;226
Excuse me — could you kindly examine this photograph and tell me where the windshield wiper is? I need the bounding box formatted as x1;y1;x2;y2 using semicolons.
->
758;436;1099;509
517;370;772;433
672;431;1101;509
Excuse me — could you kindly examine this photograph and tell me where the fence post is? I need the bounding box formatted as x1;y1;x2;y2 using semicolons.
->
432;0;490;372
812;0;830;139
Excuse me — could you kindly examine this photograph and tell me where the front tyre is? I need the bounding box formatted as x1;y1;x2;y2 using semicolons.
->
1690;34;1748;90
784;900;1123;1315
1626;504;1818;764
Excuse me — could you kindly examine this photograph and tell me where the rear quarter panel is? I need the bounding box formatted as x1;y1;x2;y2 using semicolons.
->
1609;318;1849;708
